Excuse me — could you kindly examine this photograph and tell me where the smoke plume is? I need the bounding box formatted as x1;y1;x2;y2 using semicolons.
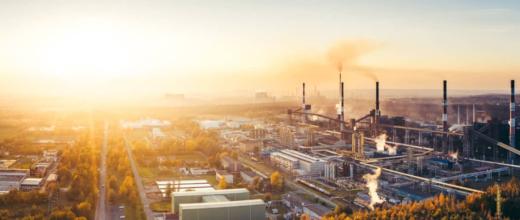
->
327;40;379;80
363;167;384;210
387;144;397;156
374;133;387;152
448;151;459;160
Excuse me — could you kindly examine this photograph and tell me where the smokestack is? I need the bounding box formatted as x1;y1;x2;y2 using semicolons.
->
302;82;306;123
376;81;380;113
340;82;345;131
442;80;448;153
457;105;460;124
302;82;306;106
509;80;516;163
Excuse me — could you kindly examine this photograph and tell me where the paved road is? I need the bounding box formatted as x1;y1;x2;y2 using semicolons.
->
95;122;109;220
123;135;155;220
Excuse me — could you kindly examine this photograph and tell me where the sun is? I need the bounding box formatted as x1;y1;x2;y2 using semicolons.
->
38;24;133;83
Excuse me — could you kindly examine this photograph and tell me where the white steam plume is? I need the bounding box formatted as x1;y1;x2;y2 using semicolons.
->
374;133;387;152
363;167;384;210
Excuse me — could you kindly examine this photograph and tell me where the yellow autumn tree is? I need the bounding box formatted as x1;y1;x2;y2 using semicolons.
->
218;176;228;189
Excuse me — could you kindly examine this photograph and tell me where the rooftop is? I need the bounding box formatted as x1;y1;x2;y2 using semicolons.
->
202;195;229;203
304;204;331;216
0;175;25;182
22;178;43;186
172;188;249;197
179;199;265;210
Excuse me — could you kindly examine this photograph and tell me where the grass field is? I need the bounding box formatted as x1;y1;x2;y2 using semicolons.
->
150;201;171;212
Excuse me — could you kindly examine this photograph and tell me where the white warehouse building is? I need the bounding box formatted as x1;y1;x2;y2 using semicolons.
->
270;149;326;176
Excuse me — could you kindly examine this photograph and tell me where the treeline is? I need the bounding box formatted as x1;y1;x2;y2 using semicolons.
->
49;128;100;220
323;179;520;220
0;125;100;219
132;118;222;167
106;135;145;220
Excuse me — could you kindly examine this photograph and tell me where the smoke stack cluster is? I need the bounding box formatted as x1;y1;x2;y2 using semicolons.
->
510;80;516;163
442;80;448;153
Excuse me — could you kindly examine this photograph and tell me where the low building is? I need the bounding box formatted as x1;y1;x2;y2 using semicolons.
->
156;179;214;197
151;127;166;139
31;162;51;177
189;168;212;176
220;156;241;172
303;204;331;220
43;150;59;162
171;188;265;220
238;139;263;153
282;192;308;215
180;199;265;220
216;170;234;184
21;178;43;191
270;149;326;176
0;175;25;191
270;152;298;171
240;170;259;184
0;169;29;191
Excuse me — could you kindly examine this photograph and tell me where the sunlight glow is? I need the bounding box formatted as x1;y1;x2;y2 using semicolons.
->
37;25;133;82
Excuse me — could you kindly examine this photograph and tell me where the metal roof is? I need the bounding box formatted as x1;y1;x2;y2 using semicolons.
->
180;199;265;210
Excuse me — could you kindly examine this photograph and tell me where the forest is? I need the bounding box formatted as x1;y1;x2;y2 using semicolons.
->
322;179;520;220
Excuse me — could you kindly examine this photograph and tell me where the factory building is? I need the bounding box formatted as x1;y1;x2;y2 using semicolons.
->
270;149;326;176
171;188;265;220
0;169;29;192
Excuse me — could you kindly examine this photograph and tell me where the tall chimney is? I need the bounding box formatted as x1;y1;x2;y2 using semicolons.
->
302;82;306;106
509;80;516;163
374;81;380;134
442;80;448;153
340;82;345;131
376;81;380;117
302;82;306;123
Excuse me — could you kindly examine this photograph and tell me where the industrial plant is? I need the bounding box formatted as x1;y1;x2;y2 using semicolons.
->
276;76;519;212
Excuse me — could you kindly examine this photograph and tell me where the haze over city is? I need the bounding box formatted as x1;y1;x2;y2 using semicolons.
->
1;2;520;220
0;0;519;105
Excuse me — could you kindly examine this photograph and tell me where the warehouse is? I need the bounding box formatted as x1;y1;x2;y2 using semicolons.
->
270;149;326;176
179;199;265;220
171;188;265;220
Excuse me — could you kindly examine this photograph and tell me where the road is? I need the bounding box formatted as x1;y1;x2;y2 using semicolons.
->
95;122;109;220
123;135;155;220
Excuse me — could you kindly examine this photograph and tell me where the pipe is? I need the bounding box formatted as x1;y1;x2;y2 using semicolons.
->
510;80;516;163
443;80;448;152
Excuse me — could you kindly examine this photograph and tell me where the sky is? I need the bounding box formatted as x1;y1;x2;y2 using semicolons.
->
0;0;519;102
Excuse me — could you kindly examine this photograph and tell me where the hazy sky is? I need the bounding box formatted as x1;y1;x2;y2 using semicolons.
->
0;0;519;101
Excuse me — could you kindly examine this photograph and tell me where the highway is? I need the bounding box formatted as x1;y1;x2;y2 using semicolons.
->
123;135;155;220
95;122;108;220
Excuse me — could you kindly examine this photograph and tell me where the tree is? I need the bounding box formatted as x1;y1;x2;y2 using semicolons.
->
75;201;92;219
300;213;310;220
270;171;283;191
218;176;228;189
165;183;174;199
49;209;76;220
